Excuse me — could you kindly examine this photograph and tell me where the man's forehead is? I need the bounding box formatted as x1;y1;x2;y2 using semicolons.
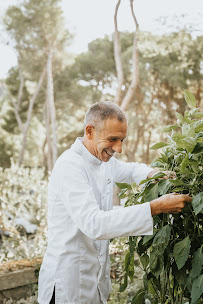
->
100;118;127;135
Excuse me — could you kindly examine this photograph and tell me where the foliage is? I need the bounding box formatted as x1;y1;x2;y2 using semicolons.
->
108;237;145;303
117;91;203;303
0;161;48;262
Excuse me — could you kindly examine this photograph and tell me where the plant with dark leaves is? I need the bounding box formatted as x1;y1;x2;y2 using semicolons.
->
117;90;203;304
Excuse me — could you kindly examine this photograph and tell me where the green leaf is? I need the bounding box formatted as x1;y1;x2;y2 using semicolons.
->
152;172;166;179
181;137;197;153
184;90;196;109
124;252;134;279
182;124;195;137
118;188;128;199
144;183;159;201
137;238;146;256
173;236;191;270
150;160;165;168
158;179;171;195
189;107;200;116
171;131;185;143
152;225;171;254
175;267;187;286
180;154;189;172
131;288;145;304
150;250;164;278
176;112;191;124
147;273;161;292
191;274;203;304
192;192;203;215
150;142;168;150
191;246;203;279
120;272;128;292
194;120;203;132
172;187;185;192
143;234;155;245
139;172;166;185
193;112;203;118
161;125;178;132
140;253;149;269
169;179;184;186
116;182;132;190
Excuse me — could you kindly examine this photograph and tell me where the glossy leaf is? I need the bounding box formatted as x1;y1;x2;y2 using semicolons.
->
140;253;149;269
150;142;169;150
116;182;132;190
120;272;128;292
158;179;171;195
161;125;178;132
191;246;203;279
193;143;203;154
191;275;203;303
131;288;145;304
184;90;196;109
149;250;164;278
192;192;203;215
173;236;191;270
182;124;195;137
152;225;171;254
144;183;159;201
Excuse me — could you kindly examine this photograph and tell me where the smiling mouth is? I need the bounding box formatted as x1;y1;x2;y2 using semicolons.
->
104;149;114;156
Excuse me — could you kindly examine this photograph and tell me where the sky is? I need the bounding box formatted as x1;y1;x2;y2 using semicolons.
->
0;0;202;79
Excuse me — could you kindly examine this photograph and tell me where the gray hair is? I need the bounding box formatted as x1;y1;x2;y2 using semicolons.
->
84;101;127;131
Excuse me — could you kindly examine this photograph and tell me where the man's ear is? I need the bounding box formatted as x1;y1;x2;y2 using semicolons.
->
85;124;95;140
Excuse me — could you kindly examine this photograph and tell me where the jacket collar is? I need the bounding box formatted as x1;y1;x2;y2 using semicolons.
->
71;137;103;166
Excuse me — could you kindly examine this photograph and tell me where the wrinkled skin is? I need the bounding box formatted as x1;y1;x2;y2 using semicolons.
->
83;118;127;162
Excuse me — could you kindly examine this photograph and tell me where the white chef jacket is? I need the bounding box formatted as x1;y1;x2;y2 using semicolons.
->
38;138;154;304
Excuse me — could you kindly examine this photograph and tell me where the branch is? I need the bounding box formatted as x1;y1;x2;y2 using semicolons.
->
17;68;24;109
11;97;23;132
18;66;46;166
114;0;124;106
10;67;24;132
120;0;139;111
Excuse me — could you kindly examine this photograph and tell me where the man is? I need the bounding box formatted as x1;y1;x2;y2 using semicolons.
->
38;102;192;304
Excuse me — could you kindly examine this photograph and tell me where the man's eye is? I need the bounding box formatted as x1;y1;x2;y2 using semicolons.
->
109;138;117;142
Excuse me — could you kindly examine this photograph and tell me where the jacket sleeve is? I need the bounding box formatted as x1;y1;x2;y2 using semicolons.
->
58;159;153;240
110;157;154;185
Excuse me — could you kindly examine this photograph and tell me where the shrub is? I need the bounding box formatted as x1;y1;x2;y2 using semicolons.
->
117;91;203;303
0;161;48;262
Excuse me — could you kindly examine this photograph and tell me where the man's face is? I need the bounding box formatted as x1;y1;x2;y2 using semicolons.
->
88;118;127;162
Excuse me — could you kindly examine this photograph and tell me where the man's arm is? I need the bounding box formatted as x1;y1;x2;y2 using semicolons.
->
111;160;191;216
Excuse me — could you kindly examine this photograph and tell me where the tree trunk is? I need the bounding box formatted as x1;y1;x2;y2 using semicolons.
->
18;67;46;166
145;131;152;164
17;68;24;109
45;90;52;172
11;97;23;132
46;47;58;167
11;68;24;132
120;0;139;111
114;0;124;106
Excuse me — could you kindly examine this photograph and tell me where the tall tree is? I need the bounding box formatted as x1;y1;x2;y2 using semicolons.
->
114;0;139;111
4;0;71;169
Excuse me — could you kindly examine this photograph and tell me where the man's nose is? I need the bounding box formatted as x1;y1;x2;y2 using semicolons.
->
112;140;122;154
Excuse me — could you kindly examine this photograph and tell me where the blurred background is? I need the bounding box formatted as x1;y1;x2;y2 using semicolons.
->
0;0;202;302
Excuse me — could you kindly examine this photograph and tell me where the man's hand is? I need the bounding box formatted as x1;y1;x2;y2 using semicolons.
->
150;193;192;216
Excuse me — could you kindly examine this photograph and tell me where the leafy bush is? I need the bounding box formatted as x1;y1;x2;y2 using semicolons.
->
117;91;203;303
0;161;48;262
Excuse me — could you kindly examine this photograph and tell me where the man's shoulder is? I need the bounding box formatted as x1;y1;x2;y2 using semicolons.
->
54;147;83;169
